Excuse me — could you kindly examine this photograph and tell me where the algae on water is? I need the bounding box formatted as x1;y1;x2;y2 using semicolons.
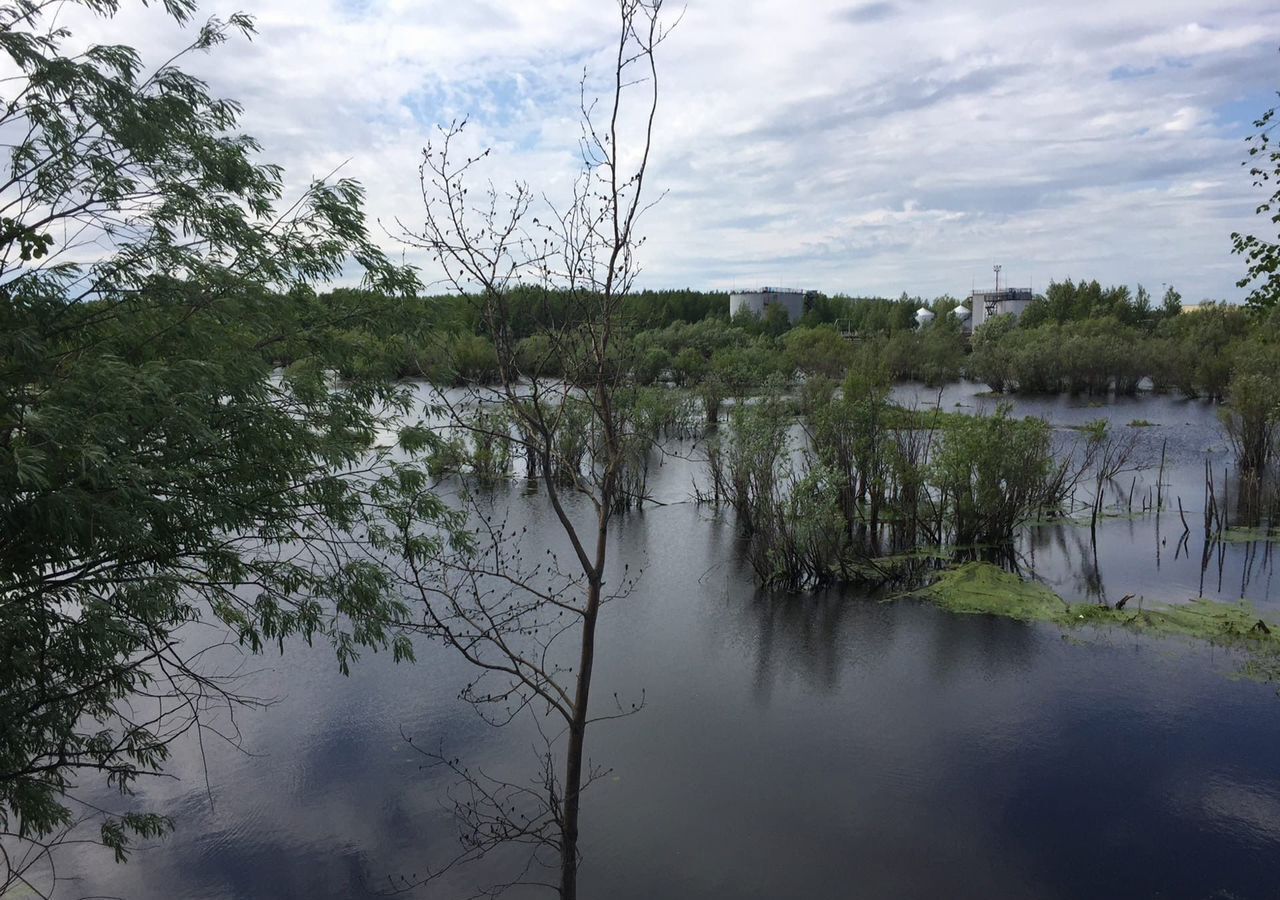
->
1220;525;1280;544
913;562;1280;680
915;561;1066;622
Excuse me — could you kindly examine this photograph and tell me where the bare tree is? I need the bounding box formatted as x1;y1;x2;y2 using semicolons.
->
390;2;675;896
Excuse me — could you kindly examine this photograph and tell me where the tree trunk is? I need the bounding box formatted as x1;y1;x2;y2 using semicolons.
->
560;574;602;900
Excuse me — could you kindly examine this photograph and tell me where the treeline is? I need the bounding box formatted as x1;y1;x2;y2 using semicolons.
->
968;279;1233;397
313;279;1272;407
373;315;970;395
1020;278;1184;329
968;281;1280;473
314;286;969;385
969;303;1251;398
967;281;1278;402
301;275;1280;523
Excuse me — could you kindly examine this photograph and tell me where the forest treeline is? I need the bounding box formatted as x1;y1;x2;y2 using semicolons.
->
316;286;965;385
314;277;1280;475
316;278;1274;401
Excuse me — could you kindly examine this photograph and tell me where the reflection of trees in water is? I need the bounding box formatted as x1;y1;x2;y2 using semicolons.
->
1198;468;1277;598
714;509;849;703
735;584;1041;705
1237;539;1275;600
1025;522;1105;603
1023;483;1278;605
1223;470;1280;530
743;587;862;703
922;604;1041;684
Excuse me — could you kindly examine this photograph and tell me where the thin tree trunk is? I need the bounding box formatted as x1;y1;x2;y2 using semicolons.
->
560;510;608;899
559;607;594;899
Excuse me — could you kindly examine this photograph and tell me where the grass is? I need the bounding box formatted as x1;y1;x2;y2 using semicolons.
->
908;562;1280;680
1127;418;1158;427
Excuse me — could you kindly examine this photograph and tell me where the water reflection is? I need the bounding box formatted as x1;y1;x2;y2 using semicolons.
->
42;385;1280;900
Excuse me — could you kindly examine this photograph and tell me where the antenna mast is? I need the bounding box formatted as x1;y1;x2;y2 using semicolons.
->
986;264;1002;322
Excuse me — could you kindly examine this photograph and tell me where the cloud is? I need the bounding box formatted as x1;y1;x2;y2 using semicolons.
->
837;2;901;24
60;0;1280;301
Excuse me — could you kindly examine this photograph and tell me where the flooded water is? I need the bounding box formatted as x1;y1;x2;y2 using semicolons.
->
892;381;1278;607
51;383;1280;899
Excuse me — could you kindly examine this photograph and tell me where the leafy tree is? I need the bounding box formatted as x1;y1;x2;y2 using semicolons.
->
967;313;1018;392
1134;284;1152;320
781;326;855;378
761;301;792;336
1232;95;1280;311
931;407;1053;545
917;315;966;386
634;345;672;384
0;1;442;890
672;345;708;385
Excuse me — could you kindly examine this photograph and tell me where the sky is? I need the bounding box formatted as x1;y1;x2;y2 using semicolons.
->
67;0;1280;301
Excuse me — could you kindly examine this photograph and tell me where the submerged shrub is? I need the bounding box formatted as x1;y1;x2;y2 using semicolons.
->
810;365;893;531
930;406;1054;545
1222;378;1280;474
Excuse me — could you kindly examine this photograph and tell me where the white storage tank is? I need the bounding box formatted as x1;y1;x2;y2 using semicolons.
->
914;307;936;328
729;287;806;323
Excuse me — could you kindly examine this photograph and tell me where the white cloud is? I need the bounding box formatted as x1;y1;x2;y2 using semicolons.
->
62;0;1280;301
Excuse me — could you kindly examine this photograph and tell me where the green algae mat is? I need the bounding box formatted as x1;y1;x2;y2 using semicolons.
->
911;562;1280;680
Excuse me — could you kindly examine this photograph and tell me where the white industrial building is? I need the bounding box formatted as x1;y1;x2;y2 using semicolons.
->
729;287;807;323
969;288;1034;330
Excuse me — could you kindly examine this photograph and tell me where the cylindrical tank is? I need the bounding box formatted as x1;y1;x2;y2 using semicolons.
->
729;288;806;323
914;307;936;328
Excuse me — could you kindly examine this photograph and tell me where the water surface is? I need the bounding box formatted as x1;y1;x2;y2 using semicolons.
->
53;385;1280;899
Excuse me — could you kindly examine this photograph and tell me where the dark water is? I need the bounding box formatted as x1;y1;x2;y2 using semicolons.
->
52;384;1280;899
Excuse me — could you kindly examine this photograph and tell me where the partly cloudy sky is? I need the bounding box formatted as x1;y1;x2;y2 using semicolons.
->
74;0;1280;301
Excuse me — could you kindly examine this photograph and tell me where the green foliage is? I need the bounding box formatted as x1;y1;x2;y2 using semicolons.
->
0;0;446;879
466;408;514;482
1221;339;1280;472
966;306;1256;400
1019;279;1165;329
515;333;565;379
634;346;672;385
672;346;708;385
445;333;501;384
703;391;790;534
815;294;926;335
967;313;1017;392
810;365;893;530
782;326;855;378
916;316;966;386
1232;98;1280;311
710;344;786;398
707;387;1068;585
930;407;1054;545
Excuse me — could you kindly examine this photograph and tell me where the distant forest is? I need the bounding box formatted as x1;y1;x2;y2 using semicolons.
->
310;277;1266;406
